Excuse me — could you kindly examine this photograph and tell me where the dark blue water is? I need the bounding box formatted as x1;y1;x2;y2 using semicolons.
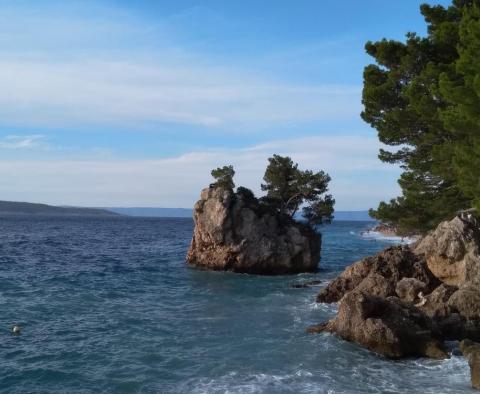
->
0;217;473;393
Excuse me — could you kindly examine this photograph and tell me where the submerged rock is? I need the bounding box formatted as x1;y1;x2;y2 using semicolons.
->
290;280;322;288
186;186;321;275
316;246;439;303
310;291;448;359
460;339;480;390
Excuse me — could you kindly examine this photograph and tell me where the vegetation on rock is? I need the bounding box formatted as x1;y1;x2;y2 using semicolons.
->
210;155;335;229
210;165;235;190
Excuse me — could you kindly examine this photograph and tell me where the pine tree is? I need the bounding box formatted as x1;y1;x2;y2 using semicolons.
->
363;1;473;234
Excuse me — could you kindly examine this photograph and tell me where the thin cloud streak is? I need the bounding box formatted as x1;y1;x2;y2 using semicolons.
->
0;59;361;129
0;134;45;149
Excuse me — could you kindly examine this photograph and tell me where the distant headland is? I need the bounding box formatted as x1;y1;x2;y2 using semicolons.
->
0;201;119;217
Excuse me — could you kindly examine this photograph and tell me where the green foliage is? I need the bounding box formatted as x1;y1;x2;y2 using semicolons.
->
209;156;334;229
211;165;235;190
261;154;335;225
363;0;476;234
439;3;480;211
236;186;256;204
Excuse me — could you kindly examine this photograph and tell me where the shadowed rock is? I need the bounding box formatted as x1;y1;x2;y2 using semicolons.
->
448;285;480;320
310;291;448;359
396;277;427;303
418;283;457;318
186;186;321;275
460;339;480;390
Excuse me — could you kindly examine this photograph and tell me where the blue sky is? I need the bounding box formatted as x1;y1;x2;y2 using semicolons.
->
0;0;451;209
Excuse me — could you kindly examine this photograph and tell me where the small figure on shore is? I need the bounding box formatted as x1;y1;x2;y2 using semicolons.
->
12;325;21;335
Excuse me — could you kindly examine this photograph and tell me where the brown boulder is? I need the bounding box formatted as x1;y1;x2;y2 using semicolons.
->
418;284;457;318
310;291;448;359
395;277;427;303
460;339;480;390
448;285;480;319
186;186;321;275
414;212;480;286
316;246;439;303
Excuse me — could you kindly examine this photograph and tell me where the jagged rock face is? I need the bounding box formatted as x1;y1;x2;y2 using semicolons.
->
186;187;321;275
395;277;427;303
460;339;480;390
418;284;457;319
311;291;448;359
316;246;439;303
414;213;480;286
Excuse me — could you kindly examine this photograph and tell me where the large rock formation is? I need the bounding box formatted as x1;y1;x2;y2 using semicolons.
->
316;245;440;303
309;291;448;359
186;186;321;274
414;211;480;286
311;212;480;388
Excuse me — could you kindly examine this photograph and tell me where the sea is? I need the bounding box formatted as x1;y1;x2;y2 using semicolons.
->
0;216;474;393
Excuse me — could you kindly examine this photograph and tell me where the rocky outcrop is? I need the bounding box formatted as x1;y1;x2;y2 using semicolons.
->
414;211;480;286
310;291;448;359
186;186;321;275
417;284;457;318
460;339;480;390
310;211;480;388
316;246;439;303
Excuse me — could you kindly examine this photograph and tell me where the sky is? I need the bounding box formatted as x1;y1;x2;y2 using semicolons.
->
0;0;452;209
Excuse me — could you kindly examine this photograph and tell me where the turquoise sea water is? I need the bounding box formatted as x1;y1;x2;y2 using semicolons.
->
0;216;474;393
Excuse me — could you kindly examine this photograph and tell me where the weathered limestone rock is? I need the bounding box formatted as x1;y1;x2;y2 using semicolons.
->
418;283;457;318
316;246;439;303
460;339;480;390
395;277;427;303
448;285;480;320
186;186;321;275
310;291;448;359
414;212;480;286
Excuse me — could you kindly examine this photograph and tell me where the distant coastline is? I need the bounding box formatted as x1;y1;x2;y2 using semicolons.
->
0;201;119;217
104;207;375;221
0;202;376;221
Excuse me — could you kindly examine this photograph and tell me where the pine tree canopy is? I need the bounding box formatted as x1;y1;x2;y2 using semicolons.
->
364;0;480;235
209;155;334;229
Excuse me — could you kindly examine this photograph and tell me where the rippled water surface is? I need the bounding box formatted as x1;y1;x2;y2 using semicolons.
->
0;216;474;393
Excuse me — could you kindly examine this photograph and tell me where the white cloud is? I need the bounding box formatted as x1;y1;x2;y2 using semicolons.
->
0;134;45;149
0;135;400;210
0;59;361;129
0;2;362;129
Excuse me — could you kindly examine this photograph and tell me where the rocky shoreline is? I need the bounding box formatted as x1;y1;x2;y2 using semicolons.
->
310;211;480;389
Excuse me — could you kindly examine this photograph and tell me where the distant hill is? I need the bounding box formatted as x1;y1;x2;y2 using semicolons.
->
0;201;119;216
104;207;374;221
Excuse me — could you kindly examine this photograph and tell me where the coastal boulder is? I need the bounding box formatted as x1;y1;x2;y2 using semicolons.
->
395;277;427;303
448;285;480;320
316;246;439;303
186;186;321;274
460;339;480;390
414;211;480;286
418;283;457;318
310;291;448;359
